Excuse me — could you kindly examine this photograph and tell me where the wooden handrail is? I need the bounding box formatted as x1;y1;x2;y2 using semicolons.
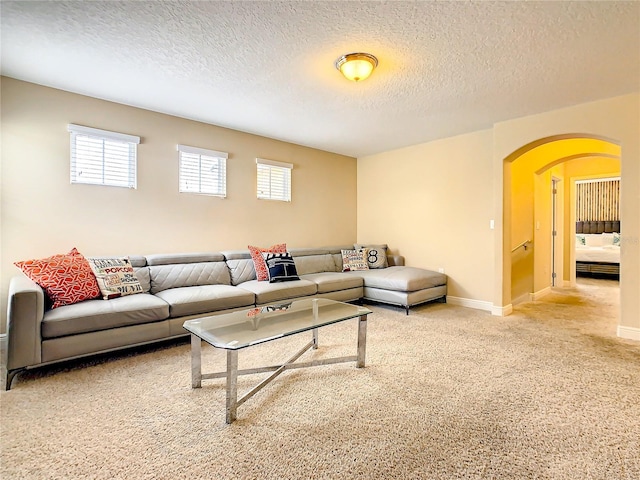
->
511;239;531;252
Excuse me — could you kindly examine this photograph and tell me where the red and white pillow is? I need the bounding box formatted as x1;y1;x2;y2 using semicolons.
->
14;248;101;308
248;243;287;281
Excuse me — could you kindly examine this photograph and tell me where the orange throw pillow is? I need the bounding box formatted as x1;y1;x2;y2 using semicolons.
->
248;244;287;281
15;248;101;308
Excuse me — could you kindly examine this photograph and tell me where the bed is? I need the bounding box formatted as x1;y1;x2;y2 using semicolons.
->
575;221;620;277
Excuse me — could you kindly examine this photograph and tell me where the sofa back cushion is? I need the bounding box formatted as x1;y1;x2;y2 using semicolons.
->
292;252;338;275
221;250;257;285
226;258;256;285
128;256;151;293
134;267;151;293
146;253;230;294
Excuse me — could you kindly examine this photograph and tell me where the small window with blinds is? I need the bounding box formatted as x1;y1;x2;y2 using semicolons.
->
178;145;228;197
68;124;139;188
256;158;292;202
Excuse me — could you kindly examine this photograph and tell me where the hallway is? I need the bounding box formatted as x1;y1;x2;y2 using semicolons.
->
514;277;623;342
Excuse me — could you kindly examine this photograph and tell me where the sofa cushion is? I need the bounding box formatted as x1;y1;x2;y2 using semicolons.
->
146;252;224;266
41;293;170;339
15;248;101;309
226;258;256;285
154;285;255;317
301;272;363;294
149;261;231;294
347;266;446;292
292;252;338;275
127;255;151;292
134;266;151;293
128;256;147;268
238;279;316;305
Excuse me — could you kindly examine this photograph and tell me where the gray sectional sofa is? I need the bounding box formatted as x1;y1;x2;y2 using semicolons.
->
5;245;446;389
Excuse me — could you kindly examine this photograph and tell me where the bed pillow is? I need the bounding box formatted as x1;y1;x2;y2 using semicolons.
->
262;252;299;283
88;257;144;299
14;248;101;308
584;234;605;247
613;232;621;246
341;250;369;272
575;234;586;246
601;233;615;246
248;243;287;281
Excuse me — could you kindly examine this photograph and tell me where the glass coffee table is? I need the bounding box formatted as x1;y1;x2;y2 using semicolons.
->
183;298;372;423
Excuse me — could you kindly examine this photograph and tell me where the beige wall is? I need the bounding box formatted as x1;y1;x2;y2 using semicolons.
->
3;77;638;339
358;93;639;339
0;78;357;328
358;129;495;305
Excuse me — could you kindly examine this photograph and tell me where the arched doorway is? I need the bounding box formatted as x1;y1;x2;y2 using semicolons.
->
502;135;621;306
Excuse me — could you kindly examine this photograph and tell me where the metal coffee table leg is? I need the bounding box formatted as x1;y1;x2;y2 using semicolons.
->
226;350;239;424
357;314;367;368
191;334;202;388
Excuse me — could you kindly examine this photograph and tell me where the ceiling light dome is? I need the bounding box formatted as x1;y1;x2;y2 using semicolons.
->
335;53;378;82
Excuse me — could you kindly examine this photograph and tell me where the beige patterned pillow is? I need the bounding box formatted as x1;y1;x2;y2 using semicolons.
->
88;257;144;299
341;250;369;272
356;245;388;269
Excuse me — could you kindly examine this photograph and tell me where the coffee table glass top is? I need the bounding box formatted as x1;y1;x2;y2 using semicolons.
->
183;298;372;350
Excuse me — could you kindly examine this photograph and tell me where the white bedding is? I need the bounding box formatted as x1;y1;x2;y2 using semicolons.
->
576;245;620;264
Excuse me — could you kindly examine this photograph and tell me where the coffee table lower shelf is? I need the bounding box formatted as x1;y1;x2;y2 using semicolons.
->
189;314;368;423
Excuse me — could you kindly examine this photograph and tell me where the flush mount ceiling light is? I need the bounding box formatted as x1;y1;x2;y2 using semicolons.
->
335;52;378;82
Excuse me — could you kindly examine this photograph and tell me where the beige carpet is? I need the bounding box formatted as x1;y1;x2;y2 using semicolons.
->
2;278;639;479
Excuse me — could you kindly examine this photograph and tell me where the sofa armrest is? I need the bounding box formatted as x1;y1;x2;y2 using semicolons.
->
6;275;45;371
387;255;405;267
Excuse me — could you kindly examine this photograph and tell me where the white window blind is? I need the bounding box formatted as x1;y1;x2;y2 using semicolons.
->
68;124;139;188
256;158;292;202
178;144;227;197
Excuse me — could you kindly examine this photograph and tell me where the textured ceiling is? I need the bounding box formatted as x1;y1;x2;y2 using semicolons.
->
1;1;639;158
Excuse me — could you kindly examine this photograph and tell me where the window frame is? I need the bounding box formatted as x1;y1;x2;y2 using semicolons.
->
256;158;293;202
177;144;228;198
68;124;140;189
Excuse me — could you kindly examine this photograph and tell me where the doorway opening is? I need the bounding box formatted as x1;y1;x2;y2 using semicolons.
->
503;135;621;307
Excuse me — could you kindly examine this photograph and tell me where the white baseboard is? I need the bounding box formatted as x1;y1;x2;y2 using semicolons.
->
511;293;530;306
492;304;513;316
617;325;640;341
529;287;551;301
563;280;575;288
446;296;493;312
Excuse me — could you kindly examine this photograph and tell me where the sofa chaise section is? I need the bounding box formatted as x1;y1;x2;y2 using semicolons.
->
347;266;447;314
